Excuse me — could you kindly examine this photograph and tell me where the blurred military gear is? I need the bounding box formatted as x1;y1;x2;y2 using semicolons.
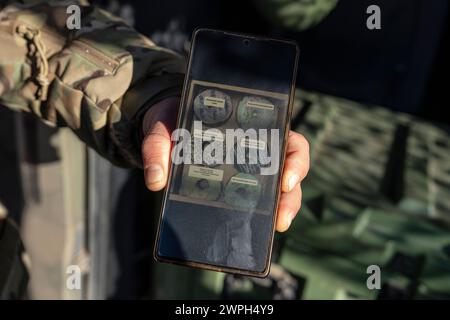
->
254;0;339;31
146;90;450;299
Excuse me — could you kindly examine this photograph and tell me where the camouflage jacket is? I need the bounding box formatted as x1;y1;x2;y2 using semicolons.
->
0;0;186;167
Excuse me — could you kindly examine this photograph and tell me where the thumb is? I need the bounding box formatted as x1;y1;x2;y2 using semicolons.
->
141;97;180;191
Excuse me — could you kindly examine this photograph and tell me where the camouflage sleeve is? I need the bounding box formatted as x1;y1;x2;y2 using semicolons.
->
0;0;186;168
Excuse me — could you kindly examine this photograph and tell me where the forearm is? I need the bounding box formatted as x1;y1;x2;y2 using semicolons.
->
0;0;186;167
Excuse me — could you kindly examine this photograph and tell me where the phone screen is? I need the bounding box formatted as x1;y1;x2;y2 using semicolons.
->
155;29;299;276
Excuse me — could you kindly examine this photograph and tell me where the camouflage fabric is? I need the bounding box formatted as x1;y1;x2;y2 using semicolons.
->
275;91;450;299
147;90;450;300
0;0;186;168
254;0;339;31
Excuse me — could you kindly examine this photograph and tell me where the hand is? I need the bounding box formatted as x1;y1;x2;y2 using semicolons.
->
141;97;310;232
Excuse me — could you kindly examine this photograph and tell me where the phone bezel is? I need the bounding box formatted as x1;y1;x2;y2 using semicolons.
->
153;28;300;278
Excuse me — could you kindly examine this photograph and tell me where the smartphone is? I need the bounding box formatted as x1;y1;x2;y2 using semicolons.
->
154;28;299;277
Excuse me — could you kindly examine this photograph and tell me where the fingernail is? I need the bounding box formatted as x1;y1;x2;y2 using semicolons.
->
286;211;295;229
288;174;299;191
146;164;164;184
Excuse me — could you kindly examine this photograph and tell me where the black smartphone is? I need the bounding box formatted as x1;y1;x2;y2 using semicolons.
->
154;28;299;277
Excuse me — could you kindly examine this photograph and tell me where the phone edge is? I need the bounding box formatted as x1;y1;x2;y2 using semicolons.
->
153;28;300;279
